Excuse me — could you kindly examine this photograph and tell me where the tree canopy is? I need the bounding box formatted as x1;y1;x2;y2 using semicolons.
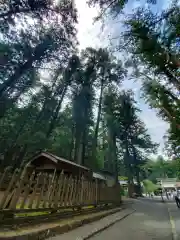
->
0;0;179;198
88;0;180;160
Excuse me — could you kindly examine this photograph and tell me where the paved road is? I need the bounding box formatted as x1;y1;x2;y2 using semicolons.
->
165;199;180;239
89;198;174;240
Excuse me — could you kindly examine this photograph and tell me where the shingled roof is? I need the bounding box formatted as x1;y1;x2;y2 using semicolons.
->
26;151;90;174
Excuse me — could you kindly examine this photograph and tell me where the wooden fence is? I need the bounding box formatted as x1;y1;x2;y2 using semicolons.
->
0;168;121;213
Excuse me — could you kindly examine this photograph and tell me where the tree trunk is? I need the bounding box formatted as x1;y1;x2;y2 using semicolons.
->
81;129;87;166
92;81;103;158
107;127;114;172
113;136;118;183
81;101;89;166
132;146;142;196
0;34;52;98
77;142;83;165
46;86;67;138
102;119;106;165
124;143;134;197
135;167;142;196
74;128;82;164
0;60;33;97
69;125;75;160
13;145;28;169
107;126;118;183
163;67;180;92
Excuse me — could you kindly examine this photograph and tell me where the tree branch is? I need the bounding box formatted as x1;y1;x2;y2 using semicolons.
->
0;6;60;19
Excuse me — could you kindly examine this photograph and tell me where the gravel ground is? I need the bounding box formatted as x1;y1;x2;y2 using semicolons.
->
89;198;173;240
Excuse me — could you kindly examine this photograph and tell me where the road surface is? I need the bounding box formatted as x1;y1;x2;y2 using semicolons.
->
49;197;180;240
89;198;176;240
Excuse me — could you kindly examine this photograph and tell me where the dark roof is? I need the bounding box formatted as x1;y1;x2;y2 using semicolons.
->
98;169;115;177
27;151;90;171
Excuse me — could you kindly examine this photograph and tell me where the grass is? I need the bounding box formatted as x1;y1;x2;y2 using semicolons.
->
15;211;50;217
15;205;95;217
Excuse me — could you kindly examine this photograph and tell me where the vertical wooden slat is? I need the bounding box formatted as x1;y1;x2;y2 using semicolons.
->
90;181;93;204
46;173;53;208
68;177;74;206
90;181;93;205
7;169;26;210
85;180;89;205
42;174;52;208
50;174;58;208
0;167;11;190
28;172;41;209
71;177;77;206
20;171;35;209
0;169;19;209
60;175;67;206
47;169;56;208
54;171;64;208
86;181;89;204
93;182;96;205
64;175;71;206
95;179;98;205
35;173;47;209
88;181;92;204
80;176;84;205
75;177;80;205
83;180;87;205
38;173;49;208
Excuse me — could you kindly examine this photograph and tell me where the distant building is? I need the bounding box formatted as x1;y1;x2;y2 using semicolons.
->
93;170;116;187
156;178;178;191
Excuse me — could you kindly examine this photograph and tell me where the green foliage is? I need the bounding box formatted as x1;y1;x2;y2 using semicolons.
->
143;156;178;183
0;0;167;190
176;158;180;180
103;87;157;189
143;179;158;193
122;4;180;156
89;0;180;162
88;0;157;20
118;176;128;181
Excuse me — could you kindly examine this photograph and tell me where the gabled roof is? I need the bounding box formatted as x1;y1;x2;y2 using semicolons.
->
98;169;115;177
26;151;90;171
93;172;106;180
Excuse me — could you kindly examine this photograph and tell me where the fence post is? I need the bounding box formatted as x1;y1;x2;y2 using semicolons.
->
54;171;64;208
80;175;84;206
0;167;11;190
95;178;98;207
60;175;67;206
0;169;19;209
64;175;72;207
48;169;56;204
50;174;58;208
20;171;36;209
35;173;47;209
28;172;42;209
89;181;93;205
68;175;74;206
43;174;52;208
72;176;78;206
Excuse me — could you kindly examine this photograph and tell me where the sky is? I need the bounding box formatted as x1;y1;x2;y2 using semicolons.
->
75;0;170;157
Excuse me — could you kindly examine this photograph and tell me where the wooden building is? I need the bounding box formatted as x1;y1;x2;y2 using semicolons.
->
92;170;117;187
25;151;92;179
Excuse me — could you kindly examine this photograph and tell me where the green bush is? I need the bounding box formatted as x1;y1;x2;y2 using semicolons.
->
143;179;158;193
